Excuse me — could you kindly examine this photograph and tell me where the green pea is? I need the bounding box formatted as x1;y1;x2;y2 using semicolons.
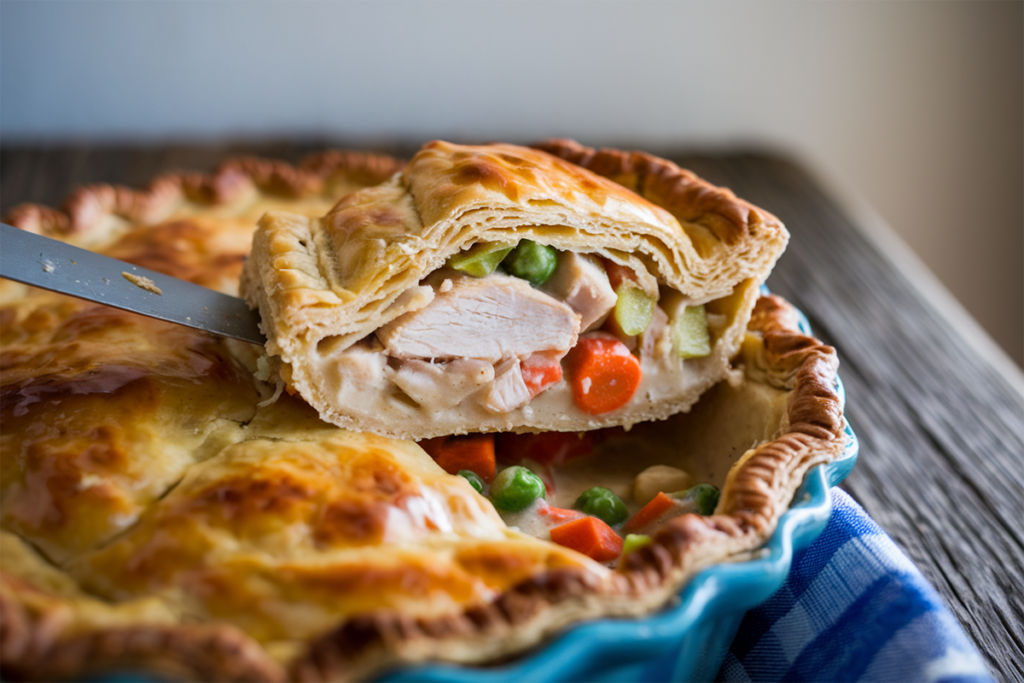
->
447;242;514;277
673;483;720;515
622;534;653;556
574;486;629;526
613;284;656;336
489;466;545;511
458;470;484;493
671;304;711;358
502;240;558;286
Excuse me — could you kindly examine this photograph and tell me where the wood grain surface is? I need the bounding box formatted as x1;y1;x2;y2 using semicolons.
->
2;142;1021;682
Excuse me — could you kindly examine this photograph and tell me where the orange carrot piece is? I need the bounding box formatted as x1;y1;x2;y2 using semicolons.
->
537;505;584;525
565;335;642;415
521;353;563;398
418;437;447;459
621;491;676;535
550;516;624;562
427;434;496;483
601;260;635;291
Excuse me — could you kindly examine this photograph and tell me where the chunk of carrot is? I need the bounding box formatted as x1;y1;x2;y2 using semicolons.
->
565;335;642;415
549;516;624;562
421;434;496;483
418;437;446;458
537;504;584;525
520;353;563;398
601;260;635;291
621;491;676;535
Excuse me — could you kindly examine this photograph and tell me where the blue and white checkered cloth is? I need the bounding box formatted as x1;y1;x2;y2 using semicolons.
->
718;489;993;683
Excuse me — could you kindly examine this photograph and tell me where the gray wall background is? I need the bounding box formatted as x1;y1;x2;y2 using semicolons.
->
2;0;1021;367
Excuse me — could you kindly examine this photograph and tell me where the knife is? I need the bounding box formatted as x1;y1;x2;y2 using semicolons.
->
0;223;267;345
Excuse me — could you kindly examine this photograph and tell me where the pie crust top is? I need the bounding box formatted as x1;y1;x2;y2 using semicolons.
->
0;142;845;683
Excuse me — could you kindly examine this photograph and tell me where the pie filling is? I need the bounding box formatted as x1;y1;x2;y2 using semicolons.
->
418;367;791;565
303;240;756;434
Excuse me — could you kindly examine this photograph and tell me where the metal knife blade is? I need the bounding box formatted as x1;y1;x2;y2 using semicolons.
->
0;223;266;345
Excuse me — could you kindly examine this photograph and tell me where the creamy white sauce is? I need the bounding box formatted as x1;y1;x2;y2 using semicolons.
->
489;377;789;543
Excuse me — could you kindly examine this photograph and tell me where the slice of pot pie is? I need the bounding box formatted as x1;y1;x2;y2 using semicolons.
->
241;141;789;439
1;144;847;683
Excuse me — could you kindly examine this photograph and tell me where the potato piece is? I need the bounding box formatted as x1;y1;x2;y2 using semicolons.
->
633;465;695;506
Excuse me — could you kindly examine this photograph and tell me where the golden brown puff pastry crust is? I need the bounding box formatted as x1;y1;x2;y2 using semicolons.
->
1;153;403;565
67;428;601;644
532;138;775;249
1;146;843;683
0;295;263;564
3;149;405;251
241;141;789;439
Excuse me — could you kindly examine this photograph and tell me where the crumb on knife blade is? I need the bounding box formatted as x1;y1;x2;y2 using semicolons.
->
122;271;163;295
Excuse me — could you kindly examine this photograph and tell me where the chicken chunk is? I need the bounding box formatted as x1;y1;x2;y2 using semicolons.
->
481;358;532;413
541;252;617;333
390;358;495;409
377;273;580;362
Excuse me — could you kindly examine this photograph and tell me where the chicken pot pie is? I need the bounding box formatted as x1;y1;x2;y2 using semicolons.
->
0;143;847;683
241;141;789;439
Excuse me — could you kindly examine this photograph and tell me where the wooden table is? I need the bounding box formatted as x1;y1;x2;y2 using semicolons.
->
2;143;1022;682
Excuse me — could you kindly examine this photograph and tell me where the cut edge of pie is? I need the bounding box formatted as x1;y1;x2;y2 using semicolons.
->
239;140;790;439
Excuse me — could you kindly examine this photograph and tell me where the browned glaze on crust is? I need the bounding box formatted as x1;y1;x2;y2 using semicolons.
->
0;575;71;674
407;140;674;228
58;431;596;647
3;150;405;244
0;298;263;551
31;625;284;683
102;217;255;292
0;145;843;683
533;138;782;247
